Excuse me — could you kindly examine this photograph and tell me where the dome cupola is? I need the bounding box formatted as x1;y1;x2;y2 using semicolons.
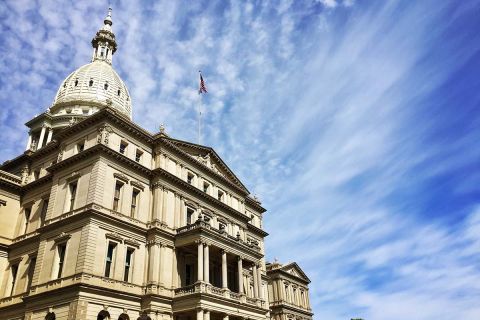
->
50;8;132;121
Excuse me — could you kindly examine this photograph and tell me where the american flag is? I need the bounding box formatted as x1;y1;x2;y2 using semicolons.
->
198;72;208;94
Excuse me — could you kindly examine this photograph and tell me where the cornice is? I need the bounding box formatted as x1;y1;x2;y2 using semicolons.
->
246;223;269;237
245;196;267;213
47;144;151;177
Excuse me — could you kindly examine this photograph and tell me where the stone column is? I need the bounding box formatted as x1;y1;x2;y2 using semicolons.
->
158;244;164;285
46;128;53;144
237;257;243;294
257;265;263;299
152;185;163;221
197;241;203;281
204;310;210;320
196;308;203;320
204;243;210;283
221;250;228;288
148;242;160;283
252;264;258;298
25;133;32;150
38;126;47;149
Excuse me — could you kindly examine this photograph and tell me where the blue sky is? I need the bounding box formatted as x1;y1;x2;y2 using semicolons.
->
1;0;480;319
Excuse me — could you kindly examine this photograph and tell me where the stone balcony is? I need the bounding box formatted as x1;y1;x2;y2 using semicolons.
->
176;219;262;261
174;282;267;309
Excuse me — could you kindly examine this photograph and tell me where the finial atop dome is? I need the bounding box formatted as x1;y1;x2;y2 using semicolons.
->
104;7;113;26
91;7;117;64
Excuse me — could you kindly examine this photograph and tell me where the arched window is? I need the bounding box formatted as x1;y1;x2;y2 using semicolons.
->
97;310;111;320
45;312;56;320
89;79;94;87
104;83;109;90
118;314;130;320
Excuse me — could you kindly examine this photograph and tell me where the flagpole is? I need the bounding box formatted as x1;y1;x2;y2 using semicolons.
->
197;70;208;145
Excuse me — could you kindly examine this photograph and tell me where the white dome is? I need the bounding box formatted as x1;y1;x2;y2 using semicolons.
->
52;60;132;118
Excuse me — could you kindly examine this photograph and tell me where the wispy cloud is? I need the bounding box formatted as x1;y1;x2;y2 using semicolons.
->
0;0;479;319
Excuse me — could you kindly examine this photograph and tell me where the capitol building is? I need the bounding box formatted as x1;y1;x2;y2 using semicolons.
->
0;9;313;320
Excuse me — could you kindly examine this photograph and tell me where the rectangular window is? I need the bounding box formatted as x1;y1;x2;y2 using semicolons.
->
187;172;194;185
130;189;140;217
135;149;143;162
114;182;122;209
186;207;194;225
124;248;134;282
10;264;18;296
40;198;49;226
27;256;36;290
203;182;209;193
76;142;85;153
68;181;78;211
119;141;128;155
104;242;117;278
24;208;31;234
113;182;123;211
33;169;40;180
57;243;66;278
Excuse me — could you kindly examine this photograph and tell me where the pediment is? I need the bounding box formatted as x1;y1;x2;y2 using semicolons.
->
281;262;311;283
163;137;249;193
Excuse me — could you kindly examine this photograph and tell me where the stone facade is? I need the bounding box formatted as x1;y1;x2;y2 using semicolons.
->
0;8;313;320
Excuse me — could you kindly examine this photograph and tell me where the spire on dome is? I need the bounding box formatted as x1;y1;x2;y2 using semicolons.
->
91;7;117;64
104;7;113;26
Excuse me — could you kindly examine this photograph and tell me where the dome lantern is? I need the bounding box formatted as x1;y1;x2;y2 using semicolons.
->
91;7;117;64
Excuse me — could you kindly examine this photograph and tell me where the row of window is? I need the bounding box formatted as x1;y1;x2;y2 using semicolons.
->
63;78;122;97
113;181;141;217
104;241;135;282
119;140;144;163
186;171;225;202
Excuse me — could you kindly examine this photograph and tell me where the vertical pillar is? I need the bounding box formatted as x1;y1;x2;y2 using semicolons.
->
204;310;210;320
252;264;258;298
237;257;243;294
203;243;209;283
158;244;164;285
46;128;53;144
196;308;203;320
257;265;263;299
197;241;203;281
221;250;227;288
38;126;47;149
26;133;32;150
172;248;178;288
149;242;159;283
152;185;161;221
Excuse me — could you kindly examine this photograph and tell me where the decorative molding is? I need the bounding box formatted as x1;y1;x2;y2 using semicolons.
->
114;172;129;183
130;180;145;191
54;232;72;243
66;171;81;182
124;238;140;248
106;232;123;243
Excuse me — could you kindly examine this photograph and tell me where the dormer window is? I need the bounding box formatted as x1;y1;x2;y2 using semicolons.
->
89;79;94;87
203;182;210;193
135;149;143;162
74;79;79;87
76;142;85;153
187;172;194;185
63;82;67;88
119;141;128;155
117;89;121;96
104;82;109;90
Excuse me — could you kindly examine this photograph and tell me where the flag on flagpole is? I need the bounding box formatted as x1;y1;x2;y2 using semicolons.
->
198;71;208;94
